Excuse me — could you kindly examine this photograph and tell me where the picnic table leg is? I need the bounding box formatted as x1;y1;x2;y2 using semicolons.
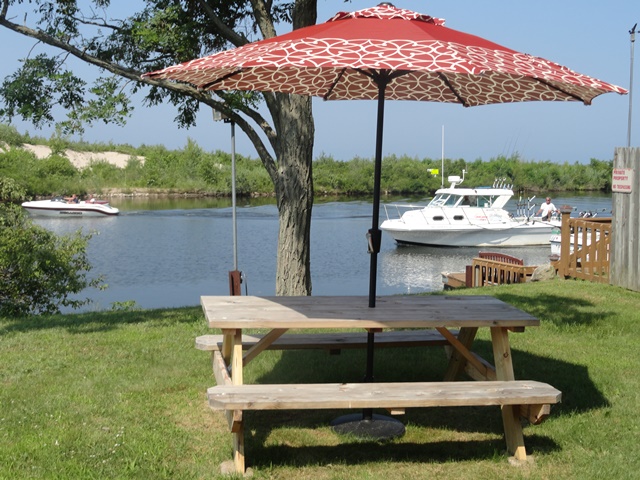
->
222;329;245;474
233;424;245;474
490;327;527;461
443;327;478;381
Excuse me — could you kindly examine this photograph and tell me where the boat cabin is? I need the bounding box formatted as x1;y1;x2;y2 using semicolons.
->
428;186;513;210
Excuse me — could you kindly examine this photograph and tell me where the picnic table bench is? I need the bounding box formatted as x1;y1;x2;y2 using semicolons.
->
200;295;561;475
196;329;456;355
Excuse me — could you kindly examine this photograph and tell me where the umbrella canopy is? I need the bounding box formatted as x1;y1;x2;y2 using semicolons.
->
144;4;626;105
144;1;625;438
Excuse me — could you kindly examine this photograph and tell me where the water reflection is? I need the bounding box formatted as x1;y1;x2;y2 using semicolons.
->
380;244;552;294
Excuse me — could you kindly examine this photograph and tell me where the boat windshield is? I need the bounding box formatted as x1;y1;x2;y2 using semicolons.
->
429;193;500;208
428;193;460;207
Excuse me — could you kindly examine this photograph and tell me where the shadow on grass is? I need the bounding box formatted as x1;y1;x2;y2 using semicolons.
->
240;326;607;468
0;306;203;335
245;407;561;468
256;339;608;416
245;433;560;470
477;291;613;327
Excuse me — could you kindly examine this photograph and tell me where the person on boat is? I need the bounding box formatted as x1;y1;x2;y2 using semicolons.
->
64;194;79;204
461;195;474;206
537;197;557;221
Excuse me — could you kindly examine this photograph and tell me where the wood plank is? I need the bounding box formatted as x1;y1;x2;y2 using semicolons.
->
231;329;242;386
520;403;551;425
443;327;478;381
490;327;526;461
207;381;561;411
210;352;242;433
200;295;539;330
212;351;232;386
242;328;288;365
436;327;491;380
463;352;497;381
196;330;458;352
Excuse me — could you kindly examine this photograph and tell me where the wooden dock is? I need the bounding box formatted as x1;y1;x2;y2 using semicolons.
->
442;252;535;289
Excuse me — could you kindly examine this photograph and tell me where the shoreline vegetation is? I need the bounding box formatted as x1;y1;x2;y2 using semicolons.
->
1;123;615;200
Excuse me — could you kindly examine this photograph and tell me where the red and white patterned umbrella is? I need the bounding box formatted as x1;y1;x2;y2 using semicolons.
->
144;4;625;105
144;3;625;308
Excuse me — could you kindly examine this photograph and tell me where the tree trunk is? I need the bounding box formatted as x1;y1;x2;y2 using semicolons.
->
271;93;314;295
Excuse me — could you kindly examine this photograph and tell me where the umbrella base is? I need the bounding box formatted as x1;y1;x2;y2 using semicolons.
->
330;413;405;440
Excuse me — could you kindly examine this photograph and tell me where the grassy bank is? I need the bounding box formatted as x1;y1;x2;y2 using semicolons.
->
1;280;638;479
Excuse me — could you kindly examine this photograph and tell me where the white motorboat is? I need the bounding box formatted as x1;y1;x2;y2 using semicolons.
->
380;173;559;247
22;197;120;217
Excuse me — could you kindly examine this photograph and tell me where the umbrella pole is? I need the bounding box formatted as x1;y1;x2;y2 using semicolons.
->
363;79;387;421
331;76;405;440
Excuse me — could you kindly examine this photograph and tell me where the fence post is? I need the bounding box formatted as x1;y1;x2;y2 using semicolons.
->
558;205;573;277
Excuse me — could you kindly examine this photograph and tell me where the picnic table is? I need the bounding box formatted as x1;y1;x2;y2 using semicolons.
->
199;295;561;474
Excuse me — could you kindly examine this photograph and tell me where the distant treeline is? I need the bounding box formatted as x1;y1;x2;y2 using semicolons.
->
0;123;614;199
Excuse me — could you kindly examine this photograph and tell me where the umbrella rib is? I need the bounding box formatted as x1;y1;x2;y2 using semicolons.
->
438;73;468;107
201;69;245;90
353;68;413;89
323;68;347;100
532;77;589;105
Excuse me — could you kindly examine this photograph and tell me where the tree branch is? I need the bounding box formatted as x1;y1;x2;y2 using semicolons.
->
250;0;277;39
0;10;278;178
195;0;248;47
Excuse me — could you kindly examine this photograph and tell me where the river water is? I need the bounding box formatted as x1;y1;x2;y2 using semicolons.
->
31;193;612;312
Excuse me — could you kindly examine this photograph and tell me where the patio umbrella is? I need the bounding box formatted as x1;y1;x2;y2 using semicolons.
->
143;2;625;437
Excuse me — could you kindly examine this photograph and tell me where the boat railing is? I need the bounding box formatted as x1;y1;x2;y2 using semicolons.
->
382;203;429;222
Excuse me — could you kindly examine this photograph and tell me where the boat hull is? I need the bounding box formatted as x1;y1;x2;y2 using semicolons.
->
21;199;119;217
381;222;555;247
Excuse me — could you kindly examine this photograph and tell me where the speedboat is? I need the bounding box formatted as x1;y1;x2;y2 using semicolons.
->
21;197;120;217
380;173;559;247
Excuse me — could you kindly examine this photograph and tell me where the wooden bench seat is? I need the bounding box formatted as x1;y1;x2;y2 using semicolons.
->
196;329;457;354
209;380;560;473
208;380;561;411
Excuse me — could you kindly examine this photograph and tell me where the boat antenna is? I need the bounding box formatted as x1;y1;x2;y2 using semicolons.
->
441;125;445;188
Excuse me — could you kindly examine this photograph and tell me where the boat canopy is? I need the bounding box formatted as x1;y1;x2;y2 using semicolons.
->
427;187;513;209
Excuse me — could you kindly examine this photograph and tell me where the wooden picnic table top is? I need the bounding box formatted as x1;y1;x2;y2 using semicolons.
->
200;295;538;330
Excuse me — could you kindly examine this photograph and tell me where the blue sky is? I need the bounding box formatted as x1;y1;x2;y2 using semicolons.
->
1;0;638;164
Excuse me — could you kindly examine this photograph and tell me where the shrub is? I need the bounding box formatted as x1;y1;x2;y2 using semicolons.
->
0;123;27;146
35;154;78;178
0;177;103;316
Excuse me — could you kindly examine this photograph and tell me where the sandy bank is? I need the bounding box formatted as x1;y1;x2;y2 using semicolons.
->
21;144;144;168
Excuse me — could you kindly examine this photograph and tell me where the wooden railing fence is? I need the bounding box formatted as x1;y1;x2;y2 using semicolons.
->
552;208;611;283
466;251;536;287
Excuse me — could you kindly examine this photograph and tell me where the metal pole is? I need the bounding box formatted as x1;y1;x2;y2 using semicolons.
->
628;23;636;148
214;109;242;295
367;80;386;309
230;120;238;271
441;125;445;188
226;118;243;295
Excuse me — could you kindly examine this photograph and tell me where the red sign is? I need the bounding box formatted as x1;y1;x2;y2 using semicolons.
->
612;168;634;193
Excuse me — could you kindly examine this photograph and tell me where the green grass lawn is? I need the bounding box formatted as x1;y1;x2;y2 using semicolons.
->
1;279;639;479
